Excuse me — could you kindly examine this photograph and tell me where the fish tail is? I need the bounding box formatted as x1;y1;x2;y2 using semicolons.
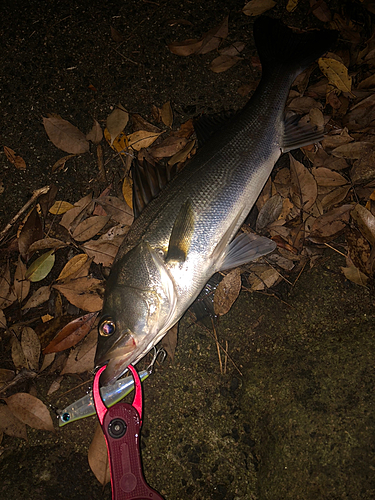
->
253;17;338;78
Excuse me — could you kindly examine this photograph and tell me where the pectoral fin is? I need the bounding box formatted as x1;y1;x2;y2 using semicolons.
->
166;200;195;262
282;115;325;153
218;233;276;271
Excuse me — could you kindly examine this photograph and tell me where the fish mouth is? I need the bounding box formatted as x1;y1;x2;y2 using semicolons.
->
95;334;137;385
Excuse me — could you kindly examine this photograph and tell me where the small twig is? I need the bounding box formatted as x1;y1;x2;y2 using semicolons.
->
292;259;307;288
0;185;50;244
211;317;223;374
96;144;107;183
324;242;347;258
0;369;37;396
224;340;228;375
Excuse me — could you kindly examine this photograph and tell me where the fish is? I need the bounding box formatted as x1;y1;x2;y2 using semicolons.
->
95;17;337;385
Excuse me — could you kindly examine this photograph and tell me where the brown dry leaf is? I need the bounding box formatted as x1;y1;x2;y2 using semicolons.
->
243;0;276;16
0;309;6;329
320;185;351;210
214;268;242;316
220;42;246;57
308;204;352;243
72;215;110;242
168;140;195;166
106;105;129;146
43;312;98;354
358;73;375;89
47;375;63;396
82;236;123;267
95;196;134;225
43;116;90;154
256;177;272;211
197;16;228;55
351;204;375;247
318;58;352;94
127;130;163;151
0;261;17;309
289;154;317;210
321;128;353;150
341;264;368;286
331;142;374;160
286;0;300;12
310;0;331;22
168;38;203;56
22;285;51;310
86;119;103;145
52;155;75;173
122;176;133;209
18;207;43;258
351;151;375;185
0;405;27;440
60;193;93;231
346;228;371;275
5;393;54;432
274;168;291;198
11;336;28;371
210;55;242;73
53;277;103;312
40;353;55;372
100;224;130;242
49;201;74;215
312;167;348;187
161;101;173;127
14;256;30;303
61;329;97;375
4;146;27;170
132;114;161;133
247;265;280;291
256;194;283;233
151;136;188;159
161;324;178;362
21;327;41;371
57;254;89;281
288;96;322;114
88;424;111;486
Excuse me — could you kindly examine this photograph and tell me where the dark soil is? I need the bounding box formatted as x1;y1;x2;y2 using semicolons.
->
1;1;375;499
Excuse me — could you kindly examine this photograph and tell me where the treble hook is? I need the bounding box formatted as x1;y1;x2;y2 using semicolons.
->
146;346;167;374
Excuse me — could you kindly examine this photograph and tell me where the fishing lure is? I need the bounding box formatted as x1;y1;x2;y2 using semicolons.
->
58;348;165;427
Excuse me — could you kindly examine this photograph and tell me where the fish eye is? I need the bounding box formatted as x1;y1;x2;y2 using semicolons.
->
99;319;116;337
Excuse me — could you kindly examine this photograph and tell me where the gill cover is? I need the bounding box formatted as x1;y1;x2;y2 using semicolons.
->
95;240;177;376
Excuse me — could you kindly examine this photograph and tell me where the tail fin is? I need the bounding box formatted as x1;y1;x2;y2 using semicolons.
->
253;17;338;77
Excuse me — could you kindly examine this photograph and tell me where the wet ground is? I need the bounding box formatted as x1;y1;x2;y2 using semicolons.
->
1;0;375;499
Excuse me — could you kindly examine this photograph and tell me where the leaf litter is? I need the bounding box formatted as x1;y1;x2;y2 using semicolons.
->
2;7;375;475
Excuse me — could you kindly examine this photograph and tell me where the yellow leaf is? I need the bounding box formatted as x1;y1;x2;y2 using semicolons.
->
104;128;128;154
318;57;353;95
106;105;129;146
122;176;133;209
286;0;300;11
57;254;89;281
49;201;74;214
243;0;276;16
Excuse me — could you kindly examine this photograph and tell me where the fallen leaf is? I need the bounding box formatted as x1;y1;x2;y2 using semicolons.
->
43;116;90;154
151;136;188;158
88;424;111;486
51;155;75;173
106;105;129;146
341;264;368;286
161;101;173;127
312;167;348;187
289;154;317;210
11;336;28;370
132;114;161;133
27;238;67;253
40;353;55;372
287;0;300;12
310;0;331;22
18;207;43;258
82;236;123;267
22;286;51;310
72;215;110;242
318;58;352;94
351;204;375;247
321;128;353;150
5;393;54;432
57;254;89;281
14;256;30;303
122;176;133;209
0;261;17;309
256;194;283;233
161;324;178;362
25;250;55;282
43;312;99;354
331;142;374;160
210;55;242;73
247;265;280;291
0;406;27;440
351;151;375;185
60;193;93;231
0;309;6;329
49;201;74;215
61;329;97;375
197;16;228;55
53;277;103;312
168;140;195;166
21;327;41;371
127;130;163;151
308;205;352;243
214;268;242;316
94;196;134;225
47;376;63;396
86;119;103;145
168;38;203;56
288;96;322;114
243;0;276;16
4;146;26;170
320;185;351;210
358;73;375;89
346;227;371;275
219;42;246;57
